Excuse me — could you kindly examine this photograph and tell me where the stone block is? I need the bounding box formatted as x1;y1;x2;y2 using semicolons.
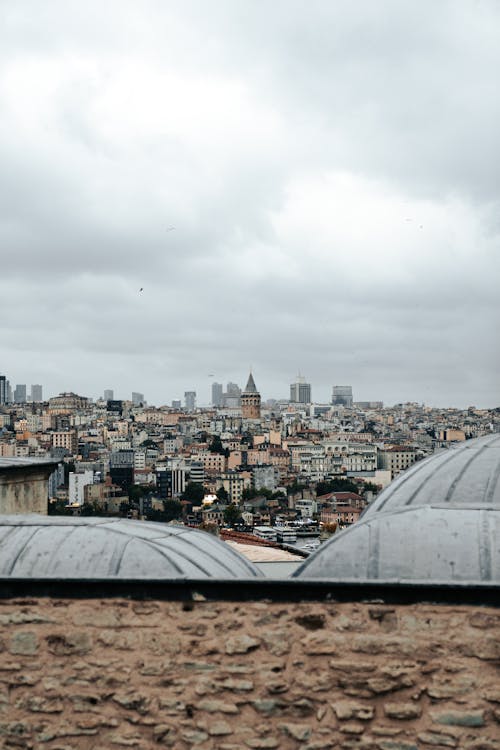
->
46;632;91;656
245;738;280;748
9;631;38;655
207;720;233;735
302;632;337;655
383;702;422;720
279;723;312;741
197;699;239;714
417;731;458;747
333;701;375;721
430;710;485;727
225;635;261;654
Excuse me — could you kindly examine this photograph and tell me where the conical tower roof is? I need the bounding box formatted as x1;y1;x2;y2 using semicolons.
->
243;372;258;394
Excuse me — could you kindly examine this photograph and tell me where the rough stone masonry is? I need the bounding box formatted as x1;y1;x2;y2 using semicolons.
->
0;599;499;749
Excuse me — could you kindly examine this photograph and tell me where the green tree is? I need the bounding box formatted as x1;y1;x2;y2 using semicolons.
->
48;499;73;516
209;435;225;454
80;501;100;517
119;501;131;517
163;499;182;522
181;482;205;504
315;478;359;497
223;503;242;527
216;486;229;502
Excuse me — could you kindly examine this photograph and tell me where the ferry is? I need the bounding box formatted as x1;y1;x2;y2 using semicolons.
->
275;525;298;543
253;525;278;542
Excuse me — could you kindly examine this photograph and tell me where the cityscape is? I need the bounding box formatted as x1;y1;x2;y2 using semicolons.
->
1;1;499;745
1;368;498;540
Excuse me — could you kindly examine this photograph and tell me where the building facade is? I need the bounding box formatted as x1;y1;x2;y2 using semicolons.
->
332;385;353;407
290;375;311;404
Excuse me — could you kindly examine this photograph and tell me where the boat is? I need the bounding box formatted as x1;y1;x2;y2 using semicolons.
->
275;525;298;543
253;525;278;542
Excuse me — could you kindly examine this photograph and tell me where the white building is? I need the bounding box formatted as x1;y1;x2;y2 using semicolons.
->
68;470;94;506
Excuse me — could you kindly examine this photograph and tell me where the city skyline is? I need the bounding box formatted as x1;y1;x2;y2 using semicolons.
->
0;1;499;409
0;367;497;410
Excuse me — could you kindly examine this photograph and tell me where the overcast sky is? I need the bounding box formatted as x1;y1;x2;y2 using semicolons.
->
1;0;499;408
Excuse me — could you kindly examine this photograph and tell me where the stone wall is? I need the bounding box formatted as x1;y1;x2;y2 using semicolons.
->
0;466;53;514
0;598;499;749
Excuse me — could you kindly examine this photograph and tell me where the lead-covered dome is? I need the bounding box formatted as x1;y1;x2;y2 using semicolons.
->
295;434;500;584
0;516;262;579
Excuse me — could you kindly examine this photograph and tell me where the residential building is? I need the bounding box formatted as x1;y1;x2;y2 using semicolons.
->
132;392;145;406
68;470;94;506
104;389;114;401
51;430;78;455
378;445;419;479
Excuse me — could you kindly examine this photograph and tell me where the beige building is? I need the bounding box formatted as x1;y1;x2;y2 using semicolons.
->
51;430;78;455
378;445;419;479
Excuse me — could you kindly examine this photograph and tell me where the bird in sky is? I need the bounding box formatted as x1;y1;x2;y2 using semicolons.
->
139;288;143;292
166;226;175;232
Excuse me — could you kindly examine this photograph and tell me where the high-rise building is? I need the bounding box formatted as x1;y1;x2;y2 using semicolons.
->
241;373;261;419
184;391;196;412
31;384;43;402
290;375;311;404
14;384;27;403
171;400;182;410
211;382;223;407
332;385;353;408
104;389;114;401
132;392;145;406
223;382;241;407
0;375;6;405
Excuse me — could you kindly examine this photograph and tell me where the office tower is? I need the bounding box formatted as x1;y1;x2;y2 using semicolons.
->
14;384;27;403
171;400;182;409
184;391;196;412
31;384;43;402
211;382;223;407
290;375;312;404
223;382;241;407
132;392;145;406
104;389;114;401
0;375;6;405
241;373;261;419
332;385;353;408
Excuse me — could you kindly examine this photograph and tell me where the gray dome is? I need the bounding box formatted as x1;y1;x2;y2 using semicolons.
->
0;516;262;579
365;433;500;517
295;434;500;584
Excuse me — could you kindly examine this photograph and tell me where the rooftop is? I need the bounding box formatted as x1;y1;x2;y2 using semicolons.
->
0;516;262;580
295;434;500;585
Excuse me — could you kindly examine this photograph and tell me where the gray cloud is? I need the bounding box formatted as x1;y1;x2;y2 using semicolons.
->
0;0;499;407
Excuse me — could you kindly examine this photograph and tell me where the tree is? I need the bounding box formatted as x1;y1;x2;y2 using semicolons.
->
163;499;182;522
216;486;229;502
48;499;73;516
362;481;380;495
209;435;225;454
119;501;131;517
181;482;205;504
80;501;100;517
315;478;359;497
223;503;242;527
